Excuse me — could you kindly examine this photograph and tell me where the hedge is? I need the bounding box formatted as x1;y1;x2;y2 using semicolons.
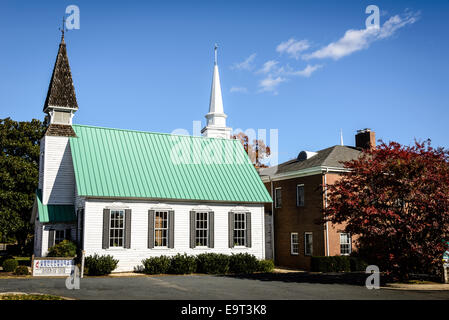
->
142;256;171;274
84;254;118;276
229;253;260;274
168;254;197;274
258;259;275;273
140;253;273;275
311;256;368;272
196;253;230;274
2;259;18;272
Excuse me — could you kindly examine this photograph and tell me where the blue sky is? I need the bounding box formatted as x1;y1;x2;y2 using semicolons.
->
0;0;448;163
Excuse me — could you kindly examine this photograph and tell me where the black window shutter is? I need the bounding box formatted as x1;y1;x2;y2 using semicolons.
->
228;212;234;248
208;211;214;248
80;209;85;250
48;229;55;250
168;210;175;248
190;211;196;248
124;209;132;249
102;209;110;249
148;210;155;248
246;212;252;248
66;228;71;241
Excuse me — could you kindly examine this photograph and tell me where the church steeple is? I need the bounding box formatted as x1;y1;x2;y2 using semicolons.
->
201;44;232;139
43;24;78;129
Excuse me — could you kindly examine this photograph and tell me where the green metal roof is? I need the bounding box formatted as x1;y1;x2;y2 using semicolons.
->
69;125;272;203
36;190;76;223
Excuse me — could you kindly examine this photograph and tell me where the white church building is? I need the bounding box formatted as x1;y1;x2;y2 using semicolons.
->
31;34;272;272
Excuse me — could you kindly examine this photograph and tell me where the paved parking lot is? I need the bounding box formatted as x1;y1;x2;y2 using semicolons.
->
1;273;449;300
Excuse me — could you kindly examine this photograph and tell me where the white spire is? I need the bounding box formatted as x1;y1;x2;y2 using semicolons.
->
201;44;232;139
208;47;224;114
340;129;344;146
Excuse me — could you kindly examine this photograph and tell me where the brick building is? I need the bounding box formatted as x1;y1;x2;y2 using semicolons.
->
259;129;375;270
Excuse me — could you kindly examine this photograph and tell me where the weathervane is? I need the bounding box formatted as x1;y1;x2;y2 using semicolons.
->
59;16;67;42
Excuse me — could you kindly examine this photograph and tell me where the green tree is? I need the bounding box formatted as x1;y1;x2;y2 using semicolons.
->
0;118;46;248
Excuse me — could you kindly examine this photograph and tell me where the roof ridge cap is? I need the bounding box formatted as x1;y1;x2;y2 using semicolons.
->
72;124;239;142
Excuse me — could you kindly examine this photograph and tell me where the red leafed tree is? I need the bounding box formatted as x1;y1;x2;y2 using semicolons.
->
232;132;271;168
324;140;449;279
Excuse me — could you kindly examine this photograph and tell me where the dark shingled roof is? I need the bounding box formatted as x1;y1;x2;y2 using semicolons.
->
43;36;78;111
260;145;361;176
45;124;77;137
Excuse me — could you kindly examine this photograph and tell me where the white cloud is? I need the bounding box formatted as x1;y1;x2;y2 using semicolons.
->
231;53;257;70
230;86;248;93
259;75;286;93
288;64;322;77
304;10;420;60
257;60;279;74
276;39;310;59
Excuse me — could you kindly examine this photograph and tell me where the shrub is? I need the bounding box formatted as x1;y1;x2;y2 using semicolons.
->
196;253;230;274
47;240;77;257
84;254;118;276
258;259;275;273
142;256;171;274
336;256;351;272
14;265;30;275
311;256;351;272
2;259;18;272
229;253;259;274
0;254;14;266
349;257;369;272
168;254;197;274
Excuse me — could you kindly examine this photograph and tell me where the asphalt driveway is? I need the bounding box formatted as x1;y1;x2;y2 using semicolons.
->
1;273;449;300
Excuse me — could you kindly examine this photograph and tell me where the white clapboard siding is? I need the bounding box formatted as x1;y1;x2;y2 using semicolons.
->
38;138;45;190
43;136;75;205
84;199;266;272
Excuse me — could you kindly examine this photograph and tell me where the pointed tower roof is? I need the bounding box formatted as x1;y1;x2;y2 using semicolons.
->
202;44;231;139
207;44;224;115
43;32;78;112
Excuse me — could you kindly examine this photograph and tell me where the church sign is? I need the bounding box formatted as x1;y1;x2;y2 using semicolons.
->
32;256;75;277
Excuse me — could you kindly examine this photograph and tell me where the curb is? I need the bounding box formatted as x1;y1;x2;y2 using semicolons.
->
383;284;449;291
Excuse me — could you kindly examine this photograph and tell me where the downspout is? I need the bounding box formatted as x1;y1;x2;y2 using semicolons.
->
324;168;330;256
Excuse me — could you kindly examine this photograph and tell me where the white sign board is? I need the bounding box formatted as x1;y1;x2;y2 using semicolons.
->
33;258;74;277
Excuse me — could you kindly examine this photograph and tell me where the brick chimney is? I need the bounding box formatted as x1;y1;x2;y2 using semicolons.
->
355;128;376;150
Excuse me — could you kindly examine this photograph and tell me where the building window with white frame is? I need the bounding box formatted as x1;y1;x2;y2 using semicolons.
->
233;212;246;246
154;211;169;247
274;188;282;208
297;184;305;207
110;210;125;247
304;232;313;256
291;233;299;255
340;233;352;255
195;211;209;247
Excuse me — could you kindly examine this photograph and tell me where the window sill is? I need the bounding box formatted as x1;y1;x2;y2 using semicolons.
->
291;253;299;256
193;246;210;250
233;246;248;249
106;247;126;251
152;247;170;250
